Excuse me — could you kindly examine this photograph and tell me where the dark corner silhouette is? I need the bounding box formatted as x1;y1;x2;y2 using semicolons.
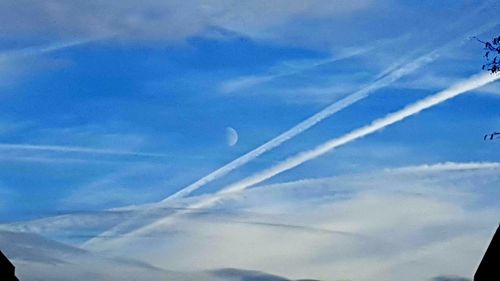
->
0;250;19;281
474;225;500;281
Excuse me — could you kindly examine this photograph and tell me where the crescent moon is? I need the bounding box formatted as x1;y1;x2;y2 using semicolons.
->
226;127;239;146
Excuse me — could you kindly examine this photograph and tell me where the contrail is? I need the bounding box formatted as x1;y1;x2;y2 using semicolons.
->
83;47;439;248
216;72;500;195
0;143;169;158
163;51;439;202
0;38;97;62
161;20;497;203
83;23;494;248
86;16;499;247
86;72;499;250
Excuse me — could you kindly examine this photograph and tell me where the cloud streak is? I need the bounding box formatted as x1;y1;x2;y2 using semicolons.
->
0;38;95;62
386;162;500;173
218;38;394;94
0;143;169;158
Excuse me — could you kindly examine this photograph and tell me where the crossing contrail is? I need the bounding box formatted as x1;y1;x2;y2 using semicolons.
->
160;19;498;204
86;71;499;250
83;22;496;248
215;72;500;195
162;51;439;203
82;48;440;248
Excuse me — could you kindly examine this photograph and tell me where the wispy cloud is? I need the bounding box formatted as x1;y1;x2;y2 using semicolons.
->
386;161;500;173
63;164;173;209
0;155;117;165
0;38;100;88
0;143;169;158
218;38;395;94
0;38;95;62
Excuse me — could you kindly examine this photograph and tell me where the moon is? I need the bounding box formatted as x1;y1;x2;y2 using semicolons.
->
226;127;239;146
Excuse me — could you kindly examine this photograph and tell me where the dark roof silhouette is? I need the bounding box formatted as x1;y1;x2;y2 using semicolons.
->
0;250;19;281
474;225;500;281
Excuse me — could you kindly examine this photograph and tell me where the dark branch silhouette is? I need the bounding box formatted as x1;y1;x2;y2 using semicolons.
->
484;132;500;141
473;35;500;74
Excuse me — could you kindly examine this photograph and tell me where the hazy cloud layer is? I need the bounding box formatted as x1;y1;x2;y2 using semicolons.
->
2;163;498;281
0;229;304;281
431;276;471;281
0;0;373;42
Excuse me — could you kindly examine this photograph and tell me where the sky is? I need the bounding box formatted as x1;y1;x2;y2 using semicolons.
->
0;1;499;281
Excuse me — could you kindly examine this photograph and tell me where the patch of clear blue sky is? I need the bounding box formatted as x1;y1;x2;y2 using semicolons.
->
0;0;499;222
0;38;330;220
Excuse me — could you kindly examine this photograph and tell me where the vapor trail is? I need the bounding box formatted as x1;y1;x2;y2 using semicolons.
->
162;51;439;203
216;72;499;195
0;143;169;158
83;24;491;248
161;20;497;203
88;72;499;250
0;38;96;62
86;17;498;248
82;47;438;248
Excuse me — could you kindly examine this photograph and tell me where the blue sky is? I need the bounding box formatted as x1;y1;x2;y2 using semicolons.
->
0;1;499;280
